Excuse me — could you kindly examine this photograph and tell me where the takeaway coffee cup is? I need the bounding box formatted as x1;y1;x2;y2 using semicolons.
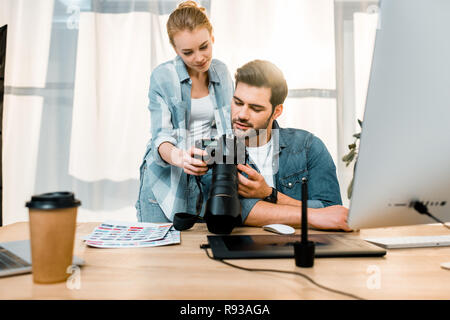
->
26;192;81;284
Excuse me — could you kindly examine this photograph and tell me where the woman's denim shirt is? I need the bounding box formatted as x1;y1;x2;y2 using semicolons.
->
137;55;234;221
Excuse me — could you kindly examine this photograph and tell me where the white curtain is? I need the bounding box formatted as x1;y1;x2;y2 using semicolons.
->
212;0;338;162
1;0;176;225
1;0;378;225
354;12;378;126
1;0;54;225
69;12;165;182
67;8;174;222
334;2;379;206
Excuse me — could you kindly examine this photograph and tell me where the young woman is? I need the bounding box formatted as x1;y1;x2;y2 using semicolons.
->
136;1;233;222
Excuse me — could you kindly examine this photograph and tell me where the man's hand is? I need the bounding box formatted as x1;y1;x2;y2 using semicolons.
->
237;164;272;199
308;205;352;232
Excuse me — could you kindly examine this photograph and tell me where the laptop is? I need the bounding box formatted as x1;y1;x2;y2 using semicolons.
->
207;233;386;259
0;240;85;278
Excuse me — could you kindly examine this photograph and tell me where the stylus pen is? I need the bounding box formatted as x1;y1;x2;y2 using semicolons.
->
301;177;308;244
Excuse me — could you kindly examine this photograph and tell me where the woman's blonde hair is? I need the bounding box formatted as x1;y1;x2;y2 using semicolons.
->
167;1;213;47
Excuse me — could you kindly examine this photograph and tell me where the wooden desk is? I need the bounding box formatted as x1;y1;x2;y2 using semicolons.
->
0;222;449;300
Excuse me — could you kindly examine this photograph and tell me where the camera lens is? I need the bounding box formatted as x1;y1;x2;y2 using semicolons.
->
205;164;241;234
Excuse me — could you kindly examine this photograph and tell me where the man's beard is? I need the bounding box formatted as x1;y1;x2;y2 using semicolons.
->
233;120;255;139
232;115;273;145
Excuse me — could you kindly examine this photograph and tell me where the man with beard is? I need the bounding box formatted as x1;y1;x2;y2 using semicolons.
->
232;60;351;231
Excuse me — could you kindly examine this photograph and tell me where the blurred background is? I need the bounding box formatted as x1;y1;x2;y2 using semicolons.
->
0;0;378;225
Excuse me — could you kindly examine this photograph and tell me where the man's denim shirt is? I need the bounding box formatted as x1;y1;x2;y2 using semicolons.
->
137;55;234;221
239;121;343;223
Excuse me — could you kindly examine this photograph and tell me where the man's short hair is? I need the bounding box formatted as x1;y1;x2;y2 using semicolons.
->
234;60;288;109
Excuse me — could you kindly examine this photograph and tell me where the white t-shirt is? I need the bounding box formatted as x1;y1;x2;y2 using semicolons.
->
189;95;215;143
247;139;274;187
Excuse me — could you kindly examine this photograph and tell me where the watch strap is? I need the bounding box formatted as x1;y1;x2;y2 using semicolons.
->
263;187;278;203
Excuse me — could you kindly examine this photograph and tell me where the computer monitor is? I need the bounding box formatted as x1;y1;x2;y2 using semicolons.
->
347;0;450;229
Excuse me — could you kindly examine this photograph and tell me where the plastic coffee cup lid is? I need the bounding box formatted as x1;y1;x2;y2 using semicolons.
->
26;192;81;210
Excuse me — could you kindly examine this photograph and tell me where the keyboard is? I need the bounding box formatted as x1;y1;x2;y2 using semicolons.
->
0;246;31;271
364;235;450;249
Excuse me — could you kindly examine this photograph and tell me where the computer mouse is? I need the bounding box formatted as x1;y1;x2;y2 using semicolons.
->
441;262;450;270
263;224;296;235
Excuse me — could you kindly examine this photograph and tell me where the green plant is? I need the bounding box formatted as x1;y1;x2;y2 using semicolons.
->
342;119;363;199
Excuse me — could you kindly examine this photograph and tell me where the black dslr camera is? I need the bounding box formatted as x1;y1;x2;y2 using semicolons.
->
195;134;247;234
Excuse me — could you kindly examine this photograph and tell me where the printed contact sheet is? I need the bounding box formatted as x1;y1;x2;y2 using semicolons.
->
83;221;180;248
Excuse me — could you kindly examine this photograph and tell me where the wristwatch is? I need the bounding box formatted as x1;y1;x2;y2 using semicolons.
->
263;187;278;204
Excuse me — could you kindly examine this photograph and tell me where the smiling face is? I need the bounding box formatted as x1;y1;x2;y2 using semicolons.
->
172;27;214;75
231;82;283;146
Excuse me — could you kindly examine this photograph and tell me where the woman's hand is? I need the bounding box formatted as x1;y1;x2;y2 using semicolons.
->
182;146;209;176
158;142;209;176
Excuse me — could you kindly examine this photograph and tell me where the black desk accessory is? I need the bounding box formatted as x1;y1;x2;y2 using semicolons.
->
207;171;386;259
294;177;315;267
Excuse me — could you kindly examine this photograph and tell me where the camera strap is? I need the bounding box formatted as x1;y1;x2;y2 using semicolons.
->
173;175;204;231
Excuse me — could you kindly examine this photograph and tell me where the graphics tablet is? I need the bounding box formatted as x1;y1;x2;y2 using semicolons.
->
207;234;386;259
